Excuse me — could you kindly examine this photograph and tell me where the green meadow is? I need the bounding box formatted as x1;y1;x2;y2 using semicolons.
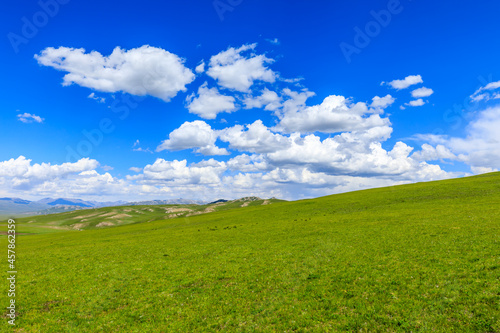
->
1;173;500;332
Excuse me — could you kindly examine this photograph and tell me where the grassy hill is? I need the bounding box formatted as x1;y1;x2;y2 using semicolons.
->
10;197;281;234
1;173;500;332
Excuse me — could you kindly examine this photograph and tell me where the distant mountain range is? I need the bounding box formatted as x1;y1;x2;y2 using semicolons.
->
0;197;206;217
127;199;205;206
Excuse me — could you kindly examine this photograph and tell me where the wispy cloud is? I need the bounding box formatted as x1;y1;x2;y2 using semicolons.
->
17;112;44;123
132;140;153;153
88;92;106;103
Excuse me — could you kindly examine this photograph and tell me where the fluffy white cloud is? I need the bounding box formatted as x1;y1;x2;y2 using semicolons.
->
129;167;143;173
447;106;500;169
470;166;498;174
206;44;276;92
267;136;412;177
186;83;237;119
383;75;423;90
243;88;282;111
17;113;44;123
0;156;97;180
411;87;434;98
35;46;195;102
220;120;292;153
414;106;500;172
276;94;390;134
0;156;128;197
227;154;269;172
370;94;395;109
157;120;228;156
133;158;227;185
406;99;426;107
411;144;456;161
195;61;205;73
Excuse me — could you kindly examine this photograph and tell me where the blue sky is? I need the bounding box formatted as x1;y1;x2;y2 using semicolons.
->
1;0;500;201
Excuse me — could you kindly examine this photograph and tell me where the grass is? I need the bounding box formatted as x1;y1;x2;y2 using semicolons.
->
7;197;281;234
1;173;500;332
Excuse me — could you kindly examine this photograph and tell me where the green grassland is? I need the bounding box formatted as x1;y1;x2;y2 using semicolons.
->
2;173;500;332
4;197;281;235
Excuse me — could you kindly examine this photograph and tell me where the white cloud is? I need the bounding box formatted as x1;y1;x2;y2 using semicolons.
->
195;61;205;73
134;158;227;185
35;45;195;102
227;154;269;172
132;140;153;153
447;106;500;169
470;166;498;174
0;156;111;195
243;88;282;111
280;88;315;114
88;92;106;103
129;167;143;173
276;94;390;134
206;44;276;92
17;113;44;123
414;106;500;172
186;83;237;119
383;75;423;90
411;87;434;98
370;94;395;109
406;99;426;107
470;80;500;102
220;120;292;153
411;144;456;162
156;120;229;156
266;38;280;45
266;136;450;181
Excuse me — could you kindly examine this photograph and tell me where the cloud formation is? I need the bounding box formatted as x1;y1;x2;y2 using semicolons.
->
157;121;228;156
413;105;500;173
470;80;500;102
384;75;423;90
370;94;395;109
35;46;195;102
411;87;434;98
186;83;237;119
206;44;276;92
17;112;44;123
275;94;390;134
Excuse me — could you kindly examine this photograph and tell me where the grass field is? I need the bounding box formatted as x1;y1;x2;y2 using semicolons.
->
1;173;500;332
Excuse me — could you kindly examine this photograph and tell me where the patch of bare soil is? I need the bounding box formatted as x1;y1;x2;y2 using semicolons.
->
71;212;101;219
164;208;192;213
72;222;89;230
99;211;117;217
44;226;72;230
107;213;131;219
96;221;115;227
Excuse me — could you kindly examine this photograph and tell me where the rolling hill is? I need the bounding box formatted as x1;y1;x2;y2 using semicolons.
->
1;173;499;332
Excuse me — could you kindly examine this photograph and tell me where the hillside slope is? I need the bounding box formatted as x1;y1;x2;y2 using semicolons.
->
1;173;500;332
13;197;282;233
